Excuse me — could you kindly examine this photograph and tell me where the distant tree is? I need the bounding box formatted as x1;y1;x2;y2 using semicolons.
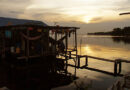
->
122;27;130;35
113;28;121;32
87;26;130;36
112;28;122;35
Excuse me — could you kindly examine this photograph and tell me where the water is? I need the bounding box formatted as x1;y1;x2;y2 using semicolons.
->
53;35;130;90
77;35;130;60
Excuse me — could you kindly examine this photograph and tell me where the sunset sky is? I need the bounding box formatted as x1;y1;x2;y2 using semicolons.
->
0;0;130;33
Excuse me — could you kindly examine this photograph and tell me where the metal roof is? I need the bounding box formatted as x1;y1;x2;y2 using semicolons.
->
0;25;80;30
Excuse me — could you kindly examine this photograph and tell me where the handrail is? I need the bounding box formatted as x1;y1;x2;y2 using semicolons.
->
70;54;130;63
86;55;114;62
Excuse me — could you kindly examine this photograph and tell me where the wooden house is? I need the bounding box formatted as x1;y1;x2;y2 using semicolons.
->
0;24;79;90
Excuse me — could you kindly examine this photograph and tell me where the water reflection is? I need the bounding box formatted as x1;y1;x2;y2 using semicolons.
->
77;35;130;50
79;44;130;60
62;35;130;90
112;36;130;44
53;35;130;90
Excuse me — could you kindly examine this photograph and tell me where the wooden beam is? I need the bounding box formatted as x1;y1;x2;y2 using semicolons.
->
65;31;68;74
0;25;80;30
70;54;115;62
119;12;130;15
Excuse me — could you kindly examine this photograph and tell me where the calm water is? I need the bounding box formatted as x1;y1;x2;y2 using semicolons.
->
53;35;130;90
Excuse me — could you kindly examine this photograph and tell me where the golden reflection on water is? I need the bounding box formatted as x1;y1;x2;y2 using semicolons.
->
79;44;130;60
55;36;130;90
68;44;130;79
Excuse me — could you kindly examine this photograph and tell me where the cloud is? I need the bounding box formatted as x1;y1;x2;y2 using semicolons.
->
114;0;130;11
9;11;23;14
0;0;130;34
0;0;31;4
0;0;32;18
0;0;129;23
90;17;103;22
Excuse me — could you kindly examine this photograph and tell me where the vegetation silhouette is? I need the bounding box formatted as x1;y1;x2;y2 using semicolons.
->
88;26;130;36
88;26;130;44
112;37;130;44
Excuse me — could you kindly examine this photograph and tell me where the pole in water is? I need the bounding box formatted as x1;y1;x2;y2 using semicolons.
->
80;37;82;55
114;61;117;76
78;56;80;68
85;56;88;66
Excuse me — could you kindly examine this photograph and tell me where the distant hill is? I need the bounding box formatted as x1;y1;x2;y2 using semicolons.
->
0;17;47;26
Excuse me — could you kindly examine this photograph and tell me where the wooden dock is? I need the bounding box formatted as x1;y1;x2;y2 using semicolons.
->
63;52;130;76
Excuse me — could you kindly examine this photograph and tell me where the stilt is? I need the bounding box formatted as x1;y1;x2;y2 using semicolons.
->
116;60;122;75
114;61;117;76
85;56;88;66
65;32;68;74
77;56;80;68
69;51;71;59
118;61;122;74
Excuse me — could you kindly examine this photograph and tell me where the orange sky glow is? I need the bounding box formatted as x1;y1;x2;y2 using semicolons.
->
0;0;130;33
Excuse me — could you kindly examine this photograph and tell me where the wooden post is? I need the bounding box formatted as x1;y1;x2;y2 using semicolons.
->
75;29;77;55
1;30;6;64
2;31;5;59
47;28;49;55
41;28;44;56
74;29;77;76
114;61;117;76
78;56;80;68
114;59;122;75
74;58;77;77
85;56;88;66
55;30;57;55
27;27;30;60
26;27;30;89
118;62;122;74
116;60;122;75
21;32;25;56
52;29;57;73
65;31;68;74
69;51;71;59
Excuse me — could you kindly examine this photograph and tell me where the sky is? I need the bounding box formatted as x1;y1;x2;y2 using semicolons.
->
0;0;130;33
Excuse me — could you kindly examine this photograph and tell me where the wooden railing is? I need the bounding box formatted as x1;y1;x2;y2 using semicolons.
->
67;54;130;76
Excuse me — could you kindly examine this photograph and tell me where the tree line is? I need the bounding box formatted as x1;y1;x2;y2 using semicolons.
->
88;26;130;36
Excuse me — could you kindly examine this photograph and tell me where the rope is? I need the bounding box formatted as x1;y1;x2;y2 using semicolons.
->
20;32;42;40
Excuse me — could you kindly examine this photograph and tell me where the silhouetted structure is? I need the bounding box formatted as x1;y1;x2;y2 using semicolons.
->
0;24;79;90
119;12;130;15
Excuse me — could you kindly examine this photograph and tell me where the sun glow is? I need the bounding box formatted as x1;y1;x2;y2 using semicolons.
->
83;45;93;55
84;18;91;23
82;16;92;23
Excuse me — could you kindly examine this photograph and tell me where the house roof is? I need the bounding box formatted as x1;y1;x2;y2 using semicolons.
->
0;17;80;31
0;24;79;30
0;17;47;26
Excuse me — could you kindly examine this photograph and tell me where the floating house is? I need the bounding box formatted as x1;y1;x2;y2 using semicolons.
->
0;17;79;90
